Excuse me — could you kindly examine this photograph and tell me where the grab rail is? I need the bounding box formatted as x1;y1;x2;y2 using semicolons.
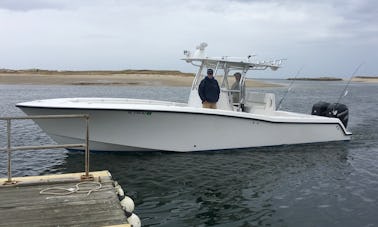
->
0;114;92;185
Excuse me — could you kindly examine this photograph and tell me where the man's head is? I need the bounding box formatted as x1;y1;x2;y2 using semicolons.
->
207;68;214;77
234;72;241;81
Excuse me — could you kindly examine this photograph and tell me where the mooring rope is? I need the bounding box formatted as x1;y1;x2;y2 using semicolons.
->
40;181;110;196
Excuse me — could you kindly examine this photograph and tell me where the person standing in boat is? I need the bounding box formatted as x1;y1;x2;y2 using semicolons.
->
198;68;220;109
231;72;245;111
231;72;243;103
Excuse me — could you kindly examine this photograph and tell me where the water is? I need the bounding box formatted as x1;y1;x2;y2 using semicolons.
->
1;81;378;226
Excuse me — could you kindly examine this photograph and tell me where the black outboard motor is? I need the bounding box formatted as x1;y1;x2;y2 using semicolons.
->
325;103;349;128
311;101;330;116
311;101;349;128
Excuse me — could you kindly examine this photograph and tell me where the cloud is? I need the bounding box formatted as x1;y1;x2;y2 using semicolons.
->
0;0;66;11
0;0;376;77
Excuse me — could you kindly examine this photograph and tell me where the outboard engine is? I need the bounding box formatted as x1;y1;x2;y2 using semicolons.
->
325;103;349;128
311;101;330;116
311;101;349;128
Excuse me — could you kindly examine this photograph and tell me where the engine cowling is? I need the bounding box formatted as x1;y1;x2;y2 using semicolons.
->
312;101;349;128
311;101;330;116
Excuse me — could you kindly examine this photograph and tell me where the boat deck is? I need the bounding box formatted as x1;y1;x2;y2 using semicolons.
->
0;171;130;227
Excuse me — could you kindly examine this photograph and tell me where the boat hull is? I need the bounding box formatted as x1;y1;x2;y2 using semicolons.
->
17;105;351;152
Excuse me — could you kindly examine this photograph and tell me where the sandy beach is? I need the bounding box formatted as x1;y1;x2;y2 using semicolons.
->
2;71;377;87
351;77;378;83
0;72;281;87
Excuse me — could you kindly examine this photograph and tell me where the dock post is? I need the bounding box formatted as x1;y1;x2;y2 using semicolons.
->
5;119;16;185
7;119;12;183
81;115;93;181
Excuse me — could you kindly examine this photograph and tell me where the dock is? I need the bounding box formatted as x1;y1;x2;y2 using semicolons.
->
0;171;132;227
0;115;140;227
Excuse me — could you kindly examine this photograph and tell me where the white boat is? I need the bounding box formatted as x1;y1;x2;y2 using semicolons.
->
17;43;351;152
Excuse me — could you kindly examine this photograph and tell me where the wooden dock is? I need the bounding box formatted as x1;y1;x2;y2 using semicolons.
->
0;171;131;227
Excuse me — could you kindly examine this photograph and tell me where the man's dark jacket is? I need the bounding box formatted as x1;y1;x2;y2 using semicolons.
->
198;76;220;103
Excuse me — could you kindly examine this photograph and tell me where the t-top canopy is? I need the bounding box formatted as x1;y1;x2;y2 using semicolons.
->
182;42;284;71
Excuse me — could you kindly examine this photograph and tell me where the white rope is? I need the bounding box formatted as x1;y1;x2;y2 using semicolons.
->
40;181;110;196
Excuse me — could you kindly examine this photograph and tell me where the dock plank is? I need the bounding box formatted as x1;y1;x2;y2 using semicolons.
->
0;171;130;227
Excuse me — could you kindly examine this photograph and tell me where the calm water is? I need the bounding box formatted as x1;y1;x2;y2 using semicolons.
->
1;81;378;226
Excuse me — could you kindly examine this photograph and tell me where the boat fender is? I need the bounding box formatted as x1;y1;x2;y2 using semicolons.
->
115;184;125;197
121;196;135;213
125;211;141;227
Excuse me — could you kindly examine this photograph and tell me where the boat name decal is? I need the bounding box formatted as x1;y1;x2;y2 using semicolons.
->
127;111;152;116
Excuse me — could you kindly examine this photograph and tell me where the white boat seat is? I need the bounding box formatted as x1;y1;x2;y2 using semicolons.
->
244;92;276;114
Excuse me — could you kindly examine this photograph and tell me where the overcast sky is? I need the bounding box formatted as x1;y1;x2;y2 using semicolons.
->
0;0;377;78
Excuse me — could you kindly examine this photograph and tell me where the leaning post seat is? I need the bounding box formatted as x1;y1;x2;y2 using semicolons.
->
244;92;276;114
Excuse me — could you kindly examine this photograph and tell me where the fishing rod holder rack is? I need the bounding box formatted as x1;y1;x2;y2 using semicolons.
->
0;114;92;185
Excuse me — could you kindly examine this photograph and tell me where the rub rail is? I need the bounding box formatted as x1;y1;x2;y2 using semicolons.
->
0;114;91;185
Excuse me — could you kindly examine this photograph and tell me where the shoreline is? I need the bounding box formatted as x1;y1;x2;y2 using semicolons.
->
0;73;282;87
351;77;378;83
286;77;378;83
2;73;376;87
286;76;378;83
288;77;342;81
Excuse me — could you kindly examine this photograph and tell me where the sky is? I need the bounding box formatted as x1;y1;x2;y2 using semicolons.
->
0;0;377;78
